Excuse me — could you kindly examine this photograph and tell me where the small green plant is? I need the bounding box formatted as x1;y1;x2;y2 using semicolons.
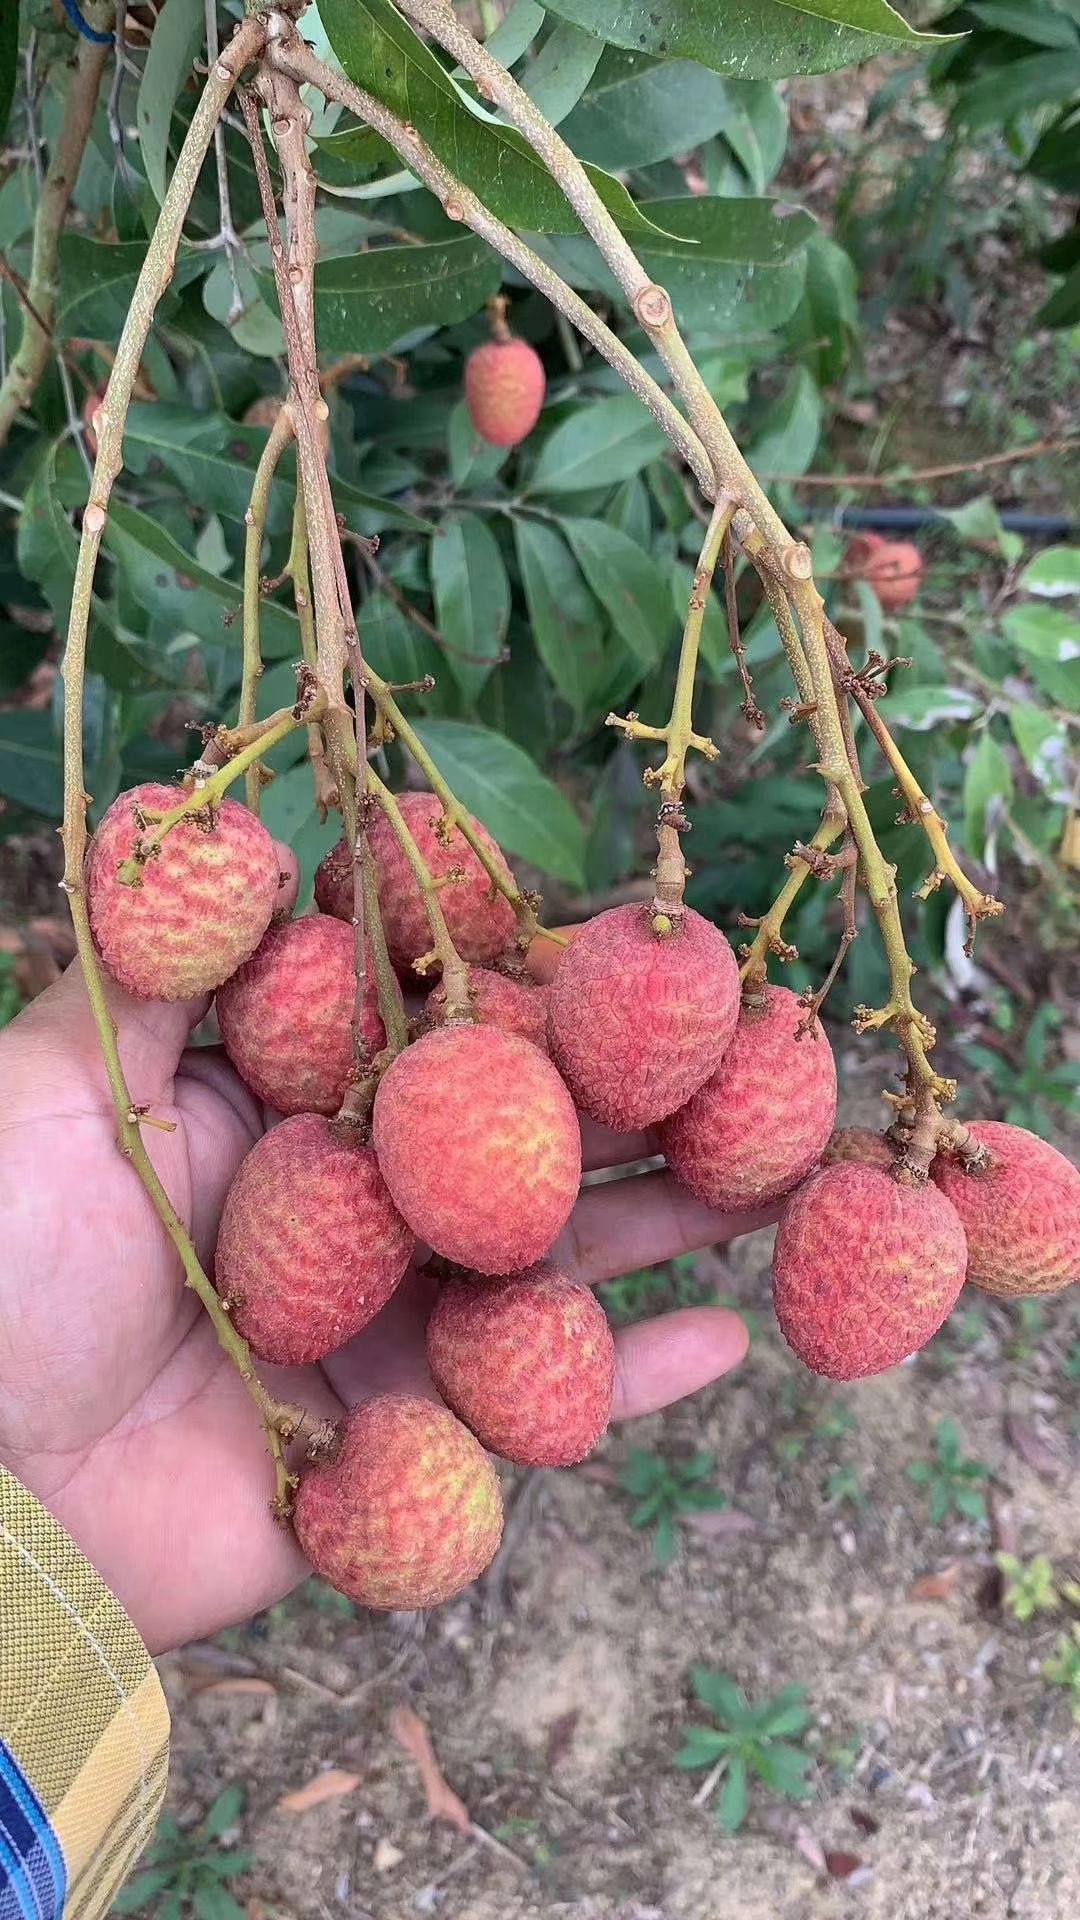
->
675;1668;815;1834
813;1403;859;1444
966;1003;1080;1142
928;1304;990;1374
907;1419;990;1525
997;1553;1066;1622
113;1786;251;1920
619;1448;729;1566
1004;1300;1049;1363
602;1254;714;1326
825;1464;867;1510
1044;1626;1080;1724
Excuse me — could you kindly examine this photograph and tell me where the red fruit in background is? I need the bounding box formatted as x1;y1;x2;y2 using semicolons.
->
294;1396;504;1610
547;904;740;1131
317;796;517;978
773;1162;968;1380
214;1114;414;1364
932;1121;1080;1297
465;337;546;447
425;966;550;1054
427;1262;615;1467
216;915;395;1115
658;985;837;1211
372;1024;580;1274
87;783;281;1000
846;531;923;611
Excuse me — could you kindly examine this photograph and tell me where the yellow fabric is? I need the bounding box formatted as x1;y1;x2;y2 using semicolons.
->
0;1467;170;1920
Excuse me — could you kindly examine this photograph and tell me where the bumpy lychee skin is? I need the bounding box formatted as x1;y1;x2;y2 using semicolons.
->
427;1262;615;1467
465;338;546;448
216;915;394;1115
87;783;281;1000
773;1163;968;1380
658;986;836;1211
214;1115;414;1364
547;904;740;1131
373;1025;580;1273
425;967;550;1054
932;1122;1080;1298
317;796;517;977
821;1126;899;1172
294;1396;503;1610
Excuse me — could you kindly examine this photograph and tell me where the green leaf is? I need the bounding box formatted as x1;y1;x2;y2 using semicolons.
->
717;1755;749;1833
560;517;672;668
0;712;61;818
517;21;605;125
877;683;979;730
201;1783;247;1839
513;518;604;717
310;238;502;357
111;1869;179;1914
719;77;789;189
751;1740;814;1799
967;2;1080;50
634;195;815;264
746;365;823;478
691;1667;748;1727
542;1;955;80
653;1510;679;1566
955;51;1080;134
260;763;340;908
430;513;510;701
411;719;586;883
939;494;1022;561
316;0;674;238
785;230;858;384
527;395;668;494
192;1881;246;1920
104;501;300;658
1020;546;1080;599
486;0;547;67
673;1726;731;1768
631;1487;669;1526
137;0;204;204
755;1685;812;1739
55;238;167;341
954;1485;988;1522
1007;704;1069;799
1002;605;1080;671
361;590;443;688
0;0;18;146
559;49;738;169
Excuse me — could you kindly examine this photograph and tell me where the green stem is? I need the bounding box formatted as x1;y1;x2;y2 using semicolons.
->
287;484;340;818
738;816;847;992
240;405;296;810
363;844;408;1054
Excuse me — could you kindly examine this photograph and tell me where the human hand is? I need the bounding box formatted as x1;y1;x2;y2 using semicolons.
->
0;899;771;1653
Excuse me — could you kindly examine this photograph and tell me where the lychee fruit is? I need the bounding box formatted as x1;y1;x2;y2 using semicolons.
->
316;795;517;978
87;783;281;1001
846;531;923;612
214;1115;414;1364
427;1262;615;1467
931;1121;1080;1298
772;1162;968;1379
294;1395;503;1610
658;986;837;1211
465;337;546;448
425;967;550;1054
216;915;395;1115
373;1025;581;1273
547;904;740;1131
820;1126;899;1172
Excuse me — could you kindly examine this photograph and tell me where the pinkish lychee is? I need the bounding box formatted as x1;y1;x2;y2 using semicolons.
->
932;1121;1080;1297
425;966;550;1054
465;337;546;448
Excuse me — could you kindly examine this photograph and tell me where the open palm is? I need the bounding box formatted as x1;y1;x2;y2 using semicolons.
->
0;898;767;1653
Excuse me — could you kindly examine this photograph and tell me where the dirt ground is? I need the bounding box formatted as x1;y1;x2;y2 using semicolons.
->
152;1042;1080;1920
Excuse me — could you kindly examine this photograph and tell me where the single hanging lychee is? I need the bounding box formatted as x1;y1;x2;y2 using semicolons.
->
427;1262;615;1467
932;1121;1080;1297
658;985;837;1210
214;1115;414;1364
216;915;395;1115
294;1396;504;1610
547;904;740;1131
465;334;546;448
846;531;923;611
425;966;550;1054
772;1162;968;1379
316;793;517;978
87;783;282;1000
372;1025;580;1273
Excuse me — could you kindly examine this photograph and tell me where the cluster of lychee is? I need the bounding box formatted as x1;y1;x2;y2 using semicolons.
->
87;782;1080;1612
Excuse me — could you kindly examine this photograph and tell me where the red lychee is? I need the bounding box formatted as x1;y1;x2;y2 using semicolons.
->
547;904;740;1131
87;783;282;1001
772;1162;968;1379
294;1396;503;1610
214;1114;414;1364
427;1261;615;1467
658;986;836;1211
932;1121;1080;1298
465;337;546;448
820;1126;899;1172
846;531;923;612
425;967;550;1054
316;795;517;978
372;1025;580;1273
215;915;394;1115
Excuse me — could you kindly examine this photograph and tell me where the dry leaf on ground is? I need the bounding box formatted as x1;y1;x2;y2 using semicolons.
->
390;1705;470;1832
276;1769;362;1813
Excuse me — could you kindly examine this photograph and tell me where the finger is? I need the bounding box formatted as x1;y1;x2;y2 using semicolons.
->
580;1116;655;1173
319;1268;440;1407
612;1306;748;1420
555;1167;778;1286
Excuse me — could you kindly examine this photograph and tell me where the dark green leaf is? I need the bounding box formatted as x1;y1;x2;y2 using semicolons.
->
755;1685;812;1738
201;1783;246;1838
360;590;443;688
955;51;1080;133
653;1510;679;1566
411;719;586;883
785;230;858;384
111;1869;178;1914
751;1740;814;1799
559;49;737;169
527;395;668;494
260;763;340;908
543;0;954;80
514;518;604;716
430;513;510;701
673;1726;731;1767
560;517;672;668
310;238;502;358
631;1488;669;1526
717;1756;749;1832
746;365;823;477
104;502;300;658
55;238;197;340
691;1667;748;1727
967;2;1080;50
137;0;204;204
0;711;62;818
620;1448;663;1494
963;730;1014;856
192;1882;246;1920
517;21;605;125
634;195;815;264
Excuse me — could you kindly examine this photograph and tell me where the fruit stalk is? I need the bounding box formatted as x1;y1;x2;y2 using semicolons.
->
287;485;340;818
343;634;408;1066
366;767;473;1017
738;816;848;992
239;404;297;810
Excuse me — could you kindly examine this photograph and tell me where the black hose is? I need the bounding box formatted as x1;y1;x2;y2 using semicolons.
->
800;503;1077;538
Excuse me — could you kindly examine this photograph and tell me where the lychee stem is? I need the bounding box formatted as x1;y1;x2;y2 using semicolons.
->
239;403;296;812
739;815;847;993
287;486;340;819
487;293;512;345
366;767;474;1018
